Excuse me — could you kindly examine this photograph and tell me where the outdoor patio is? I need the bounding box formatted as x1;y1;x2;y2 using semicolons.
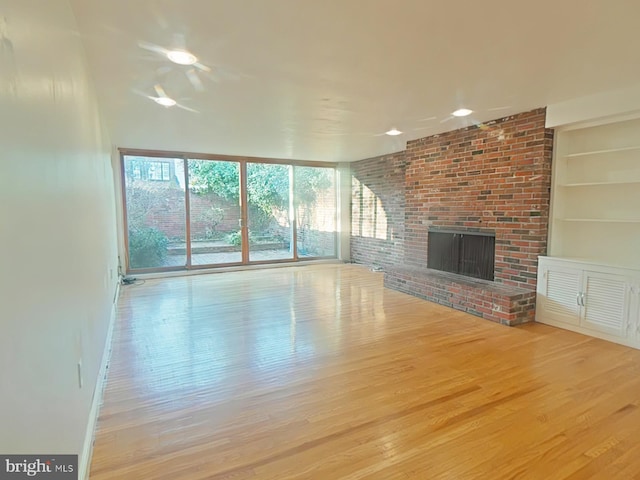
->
162;240;314;267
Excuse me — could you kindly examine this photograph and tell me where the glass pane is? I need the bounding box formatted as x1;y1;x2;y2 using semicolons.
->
124;155;186;270
295;166;337;257
247;163;293;261
188;159;242;265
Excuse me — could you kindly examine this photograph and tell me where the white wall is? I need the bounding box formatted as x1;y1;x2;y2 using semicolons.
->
546;82;640;129
0;0;118;468
337;163;351;262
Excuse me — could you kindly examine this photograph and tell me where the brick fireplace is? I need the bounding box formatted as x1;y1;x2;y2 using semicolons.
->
351;108;553;325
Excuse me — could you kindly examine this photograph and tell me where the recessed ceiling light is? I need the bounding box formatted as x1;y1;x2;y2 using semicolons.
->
452;108;473;117
167;49;198;65
385;128;403;136
153;96;177;107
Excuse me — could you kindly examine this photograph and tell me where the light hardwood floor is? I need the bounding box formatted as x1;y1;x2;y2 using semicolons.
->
89;264;640;479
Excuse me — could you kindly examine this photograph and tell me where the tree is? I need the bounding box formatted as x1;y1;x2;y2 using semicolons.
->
189;161;240;200
187;162;333;215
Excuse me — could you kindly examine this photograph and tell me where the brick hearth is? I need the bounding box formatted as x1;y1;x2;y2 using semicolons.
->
384;266;537;325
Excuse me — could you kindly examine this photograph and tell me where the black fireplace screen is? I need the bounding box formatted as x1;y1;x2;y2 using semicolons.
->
427;231;495;281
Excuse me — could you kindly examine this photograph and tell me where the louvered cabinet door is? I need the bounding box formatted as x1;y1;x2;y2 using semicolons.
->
581;272;630;337
537;265;582;326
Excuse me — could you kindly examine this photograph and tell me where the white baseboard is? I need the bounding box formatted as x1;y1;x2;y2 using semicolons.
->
78;281;120;480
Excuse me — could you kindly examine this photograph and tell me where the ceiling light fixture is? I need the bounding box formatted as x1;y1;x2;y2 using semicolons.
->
153;96;177;107
167;49;198;65
452;108;473;117
385;128;403;136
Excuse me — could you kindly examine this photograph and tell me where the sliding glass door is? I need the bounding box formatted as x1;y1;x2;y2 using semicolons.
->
123;155;187;270
247;162;293;262
294;166;336;258
122;151;338;273
188;159;243;266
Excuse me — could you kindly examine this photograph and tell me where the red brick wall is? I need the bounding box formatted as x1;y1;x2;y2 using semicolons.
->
132;187;241;241
190;192;241;238
404;108;553;289
351;152;406;268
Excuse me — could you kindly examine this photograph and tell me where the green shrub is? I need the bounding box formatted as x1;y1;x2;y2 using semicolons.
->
226;230;255;246
128;226;169;268
226;230;242;246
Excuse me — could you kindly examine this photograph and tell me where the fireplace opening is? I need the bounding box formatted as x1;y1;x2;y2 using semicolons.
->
427;230;495;281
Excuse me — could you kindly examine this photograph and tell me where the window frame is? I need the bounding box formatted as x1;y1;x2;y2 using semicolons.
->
119;148;339;274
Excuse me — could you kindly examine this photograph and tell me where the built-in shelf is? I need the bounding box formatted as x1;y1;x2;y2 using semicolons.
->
562;180;640;187
565;145;640;158
560;218;640;224
549;117;640;268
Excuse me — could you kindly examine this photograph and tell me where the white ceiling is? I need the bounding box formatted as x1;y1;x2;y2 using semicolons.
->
70;0;640;162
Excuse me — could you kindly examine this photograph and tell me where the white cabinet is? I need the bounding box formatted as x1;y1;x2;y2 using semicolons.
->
581;271;629;337
542;116;640;349
537;257;640;348
537;264;582;326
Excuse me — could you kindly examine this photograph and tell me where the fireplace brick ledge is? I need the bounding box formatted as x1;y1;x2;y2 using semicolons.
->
384;265;536;326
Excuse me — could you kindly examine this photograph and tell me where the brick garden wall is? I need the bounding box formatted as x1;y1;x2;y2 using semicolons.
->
132;187;241;241
134;181;337;256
